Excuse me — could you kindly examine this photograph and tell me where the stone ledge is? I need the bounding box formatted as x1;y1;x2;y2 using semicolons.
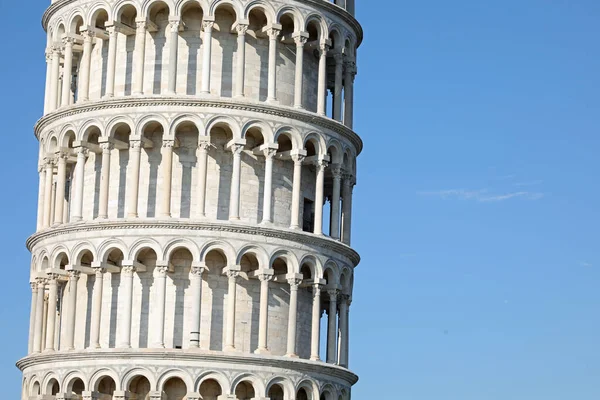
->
16;348;359;384
41;0;363;46
26;219;361;265
34;96;363;155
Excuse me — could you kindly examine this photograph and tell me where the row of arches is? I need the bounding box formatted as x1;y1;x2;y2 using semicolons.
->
26;367;350;399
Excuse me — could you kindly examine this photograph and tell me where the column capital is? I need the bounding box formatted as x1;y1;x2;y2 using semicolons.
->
62;36;75;47
319;39;332;54
81;29;96;41
291;149;307;165
334;53;344;64
121;265;136;276
315;158;329;171
162;139;175;148
46;272;60;282
327;288;340;300
129;139;142;150
286;273;303;289
68;270;81;280
312;282;323;297
226;269;240;279
228;140;246;155
35;277;48;287
99;140;115;152
265;26;282;40
332;166;344;179
235;23;249;36
202;20;215;31
106;24;120;35
136;19;148;30
155;265;169;277
344;60;357;76
257;270;274;282
197;140;211;151
93;267;106;278
190;265;206;277
292;31;309;46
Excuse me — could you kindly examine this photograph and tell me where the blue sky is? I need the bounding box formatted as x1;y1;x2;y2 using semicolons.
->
1;1;599;399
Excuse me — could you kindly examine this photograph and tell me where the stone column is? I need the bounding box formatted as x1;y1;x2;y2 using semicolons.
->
234;24;248;98
36;164;46;230
118;265;136;348
133;19;147;95
261;147;277;224
44;49;52;114
79;30;94;102
189;265;205;348
153;266;168;348
293;32;308;108
53;152;68;225
333;54;344;121
158;139;174;218
200;20;214;95
314;159;328;235
326;289;338;364
224;269;239;351
285;276;302;357
43;159;54;228
317;42;330;116
310;283;323;361
113;391;131;400
82;391;100;400
338;294;350;367
105;25;119;97
126;138;142;218
196;141;210;218
255;271;274;354
98;141;113;219
28;282;38;353
65;271;80;350
33;279;46;353
330;167;342;239
44;274;59;351
89;267;105;349
290;153;306;229
61;37;74;107
266;26;281;102
343;61;356;129
72;145;88;222
48;47;61;112
228;143;244;221
341;174;354;245
167;19;180;94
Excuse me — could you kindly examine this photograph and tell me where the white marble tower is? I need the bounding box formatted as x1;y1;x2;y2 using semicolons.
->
19;0;361;399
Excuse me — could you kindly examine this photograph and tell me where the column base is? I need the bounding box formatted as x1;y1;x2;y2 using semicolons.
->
285;353;299;358
254;347;270;355
229;216;241;222
223;345;236;352
266;98;279;105
126;213;138;218
310;356;321;362
294;104;304;109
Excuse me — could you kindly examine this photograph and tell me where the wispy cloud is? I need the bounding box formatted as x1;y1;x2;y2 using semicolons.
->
514;180;544;187
418;189;544;202
581;261;592;268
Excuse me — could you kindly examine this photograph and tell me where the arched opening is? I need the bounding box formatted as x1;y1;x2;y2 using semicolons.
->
242;126;265;223
207;122;234;220
213;4;238;98
199;378;222;400
204;248;228;350
239;251;261;352
55;252;69;270
69;377;85;398
31;381;40;396
45;378;60;396
167;247;194;348
129;375;151;399
112;122;133;218
174;122;200;218
297;387;310;400
147;1;171;95
268;383;284;400
163;377;187;400
89;8;109;99
140;121;163;218
180;3;204;95
134;247;158;348
246;6;269;101
304;18;323;112
234;380;255;400
80;125;101;219
97;376;116;399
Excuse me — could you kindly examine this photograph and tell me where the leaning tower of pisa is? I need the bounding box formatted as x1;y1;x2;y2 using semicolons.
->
20;0;361;399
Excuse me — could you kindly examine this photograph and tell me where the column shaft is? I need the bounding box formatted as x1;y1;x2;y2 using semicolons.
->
234;25;248;97
286;278;301;357
154;266;168;348
105;26;119;97
339;296;349;367
333;54;344;121
189;266;204;348
196;143;209;218
317;44;329;116
330;168;342;239
224;271;238;351
326;291;338;363
167;20;179;94
293;34;307;108
53;153;67;225
44;50;52;114
126;140;142;218
44;277;58;351
133;20;147;95
28;283;38;354
89;268;104;349
344;61;356;129
341;177;354;245
61;39;74;107
48;47;61;112
290;154;305;229
118;266;135;348
256;274;272;353
266;28;280;102
98;142;113;219
65;271;80;350
36;166;46;230
314;160;327;234
33;279;46;353
261;150;276;224
79;31;94;102
200;21;214;94
310;284;322;361
43;161;54;228
158;140;174;218
72;147;87;222
228;145;243;221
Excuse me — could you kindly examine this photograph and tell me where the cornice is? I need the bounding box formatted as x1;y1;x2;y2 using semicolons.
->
34;96;363;155
26;220;361;265
16;349;359;384
41;0;363;46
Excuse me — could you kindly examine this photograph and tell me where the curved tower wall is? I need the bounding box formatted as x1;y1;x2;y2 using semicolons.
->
21;0;362;399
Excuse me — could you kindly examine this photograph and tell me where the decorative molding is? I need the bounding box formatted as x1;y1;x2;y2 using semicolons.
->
33;97;363;155
16;349;359;385
26;220;361;265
